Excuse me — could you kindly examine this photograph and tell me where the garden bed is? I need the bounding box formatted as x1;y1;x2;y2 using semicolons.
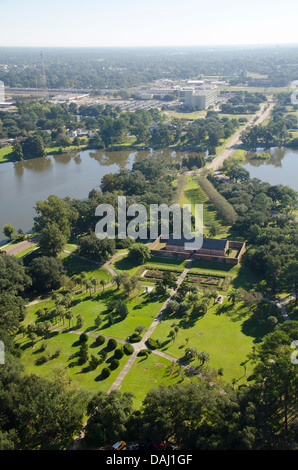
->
186;271;225;288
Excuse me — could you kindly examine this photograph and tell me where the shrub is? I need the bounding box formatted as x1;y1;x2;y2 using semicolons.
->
138;349;151;357
146;338;158;350
79;332;88;343
107;338;117;350
110;358;120;370
95;335;105;346
128;333;142;343
114;348;124;359
123;343;134;355
101;367;111;378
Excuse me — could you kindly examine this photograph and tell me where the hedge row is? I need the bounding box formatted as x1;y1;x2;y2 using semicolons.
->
197;176;237;225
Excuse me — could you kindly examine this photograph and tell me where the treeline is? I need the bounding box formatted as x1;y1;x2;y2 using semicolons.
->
208;167;298;298
179;110;240;155
241;101;298;149
0;101;243;158
1;46;298;90
220;91;266;115
197;176;238;225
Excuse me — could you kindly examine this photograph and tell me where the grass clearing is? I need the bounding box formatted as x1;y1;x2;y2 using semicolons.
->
15;330;131;394
0;146;14;163
178;177;230;236
119;353;199;409
150;299;257;385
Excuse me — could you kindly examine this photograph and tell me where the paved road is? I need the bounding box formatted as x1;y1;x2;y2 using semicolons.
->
3;237;40;256
197;102;274;173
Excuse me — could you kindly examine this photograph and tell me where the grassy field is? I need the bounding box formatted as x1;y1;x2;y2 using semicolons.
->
164;109;207;120
16;330;131;394
17;284;168;396
0;146;14;163
119;352;200;409
178;177;230;237
149;298;277;385
60;250;112;283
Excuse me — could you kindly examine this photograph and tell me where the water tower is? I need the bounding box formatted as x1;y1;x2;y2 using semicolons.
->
0;81;4;104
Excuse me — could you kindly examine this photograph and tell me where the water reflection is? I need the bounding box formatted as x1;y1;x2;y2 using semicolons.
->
243;147;298;191
89;149;133;168
245;147;288;168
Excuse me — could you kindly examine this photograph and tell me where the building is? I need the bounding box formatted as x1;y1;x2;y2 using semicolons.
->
179;88;218;110
150;235;245;265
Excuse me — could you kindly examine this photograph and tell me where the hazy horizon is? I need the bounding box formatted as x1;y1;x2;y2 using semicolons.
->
1;0;298;48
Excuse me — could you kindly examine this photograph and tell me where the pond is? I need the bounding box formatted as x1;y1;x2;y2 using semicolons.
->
242;147;298;191
0;147;181;240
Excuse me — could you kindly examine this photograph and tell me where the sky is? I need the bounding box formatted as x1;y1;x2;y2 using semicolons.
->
0;0;298;48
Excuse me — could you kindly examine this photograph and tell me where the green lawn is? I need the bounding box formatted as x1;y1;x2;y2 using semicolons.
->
16;330;131;394
119;352;200;409
179;177;230;236
0;146;14;163
150;300;258;385
17;285;169;395
60;251;112;283
24;286;167;342
110;253;145;277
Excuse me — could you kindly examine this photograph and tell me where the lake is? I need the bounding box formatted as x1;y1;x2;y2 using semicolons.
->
0;147;181;240
1;146;297;243
242;147;298;191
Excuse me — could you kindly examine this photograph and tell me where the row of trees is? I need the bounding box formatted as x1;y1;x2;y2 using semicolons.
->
197;175;238;225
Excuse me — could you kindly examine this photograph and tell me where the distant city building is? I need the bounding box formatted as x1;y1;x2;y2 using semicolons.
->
179;88;218;110
0;81;5;104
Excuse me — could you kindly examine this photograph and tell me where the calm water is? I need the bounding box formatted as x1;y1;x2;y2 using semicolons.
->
1;146;297;242
0;148;181;240
242;147;298;191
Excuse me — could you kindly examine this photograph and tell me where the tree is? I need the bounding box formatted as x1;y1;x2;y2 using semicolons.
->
78;233;115;262
240;289;263;311
128;244;151;265
94;315;102;328
12;374;87;449
34;194;77;239
78;342;89;364
279;260;298;306
38;224;66;257
198;351;211;367
100;279;107;292
22;134;46;159
228;288;242;306
28;256;65;292
3;224;15;240
84;390;134;447
12;139;23;160
112;272;125;290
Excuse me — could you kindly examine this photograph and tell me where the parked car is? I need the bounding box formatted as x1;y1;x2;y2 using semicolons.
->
112;441;126;450
153;441;166;451
126;442;139;450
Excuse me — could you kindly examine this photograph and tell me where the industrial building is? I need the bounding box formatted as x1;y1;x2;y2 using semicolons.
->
179;88;218;110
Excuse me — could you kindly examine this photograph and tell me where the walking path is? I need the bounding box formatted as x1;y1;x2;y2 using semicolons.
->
107;264;192;393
